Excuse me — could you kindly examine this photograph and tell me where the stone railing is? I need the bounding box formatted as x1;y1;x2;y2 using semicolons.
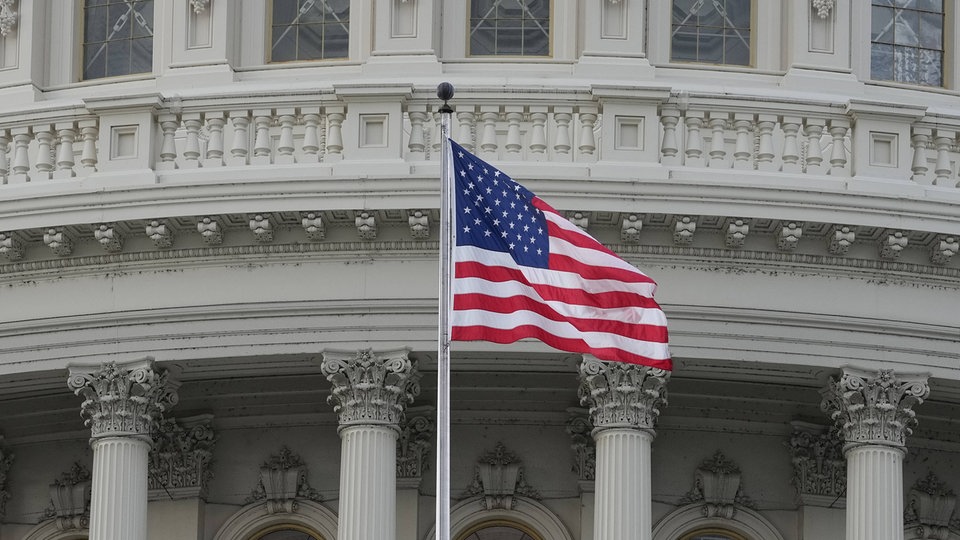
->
0;91;957;192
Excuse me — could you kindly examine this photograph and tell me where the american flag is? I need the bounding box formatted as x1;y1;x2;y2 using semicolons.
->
449;140;671;369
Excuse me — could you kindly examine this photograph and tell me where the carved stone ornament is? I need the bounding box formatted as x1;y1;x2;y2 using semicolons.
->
355;211;377;239
245;446;322;514
464;443;541;510
0;231;23;260
679;451;754;519
408;210;430;239
0;436;13;520
94;224;123;253
827;225;856;255
0;0;17;38
146;220;174;249
148;415;216;500
249;214;274;243
39;462;92;530
812;0;834;19
788;422;845;505
197;216;223;245
67;359;181;441
577;356;669;432
904;472;957;540
620;214;642;244
301;212;325;240
673;215;697;246
190;0;210;15
397;411;434;479
820;367;929;449
321;348;420;429
566;410;596;481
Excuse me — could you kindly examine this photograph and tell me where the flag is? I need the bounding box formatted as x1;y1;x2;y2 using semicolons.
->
449;140;671;370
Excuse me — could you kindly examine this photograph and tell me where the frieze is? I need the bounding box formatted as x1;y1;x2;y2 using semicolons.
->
820;367;929;449
148;415;216;500
464;443;541;510
577;356;669;432
67;359;180;440
322;348;420;428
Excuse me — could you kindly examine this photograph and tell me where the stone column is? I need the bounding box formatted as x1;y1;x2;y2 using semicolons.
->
322;349;420;540
821;367;930;540
67;359;179;540
577;356;669;540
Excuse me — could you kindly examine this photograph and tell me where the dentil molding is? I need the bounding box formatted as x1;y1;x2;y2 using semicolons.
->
321;348;421;428
577;356;669;433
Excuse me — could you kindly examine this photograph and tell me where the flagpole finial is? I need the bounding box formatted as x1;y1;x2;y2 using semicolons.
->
437;82;455;114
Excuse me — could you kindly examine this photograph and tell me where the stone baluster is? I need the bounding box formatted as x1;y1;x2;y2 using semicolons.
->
301;107;321;163
322;349;420;540
756;114;777;171
431;111;443;159
67;359;180;540
227;110;250;166
804;119;826;173
9;127;31;183
34;124;55;180
78;120;99;172
578;107;598;159
781;116;802;173
659;108;681;166
406;105;428;161
0;130;9;180
553;106;573;158
529;106;548;160
325;106;345;162
54;122;78;178
933;130;956;187
821;368;929;540
731;113;754;170
828;119;850;175
504;107;524;157
203;112;225;167
456;106;476;152
275;109;297;164
157;113;180;170
683;112;705;167
479;107;500;158
181;113;203;168
707;112;728;167
578;356;669;540
251;110;273;165
910;127;932;185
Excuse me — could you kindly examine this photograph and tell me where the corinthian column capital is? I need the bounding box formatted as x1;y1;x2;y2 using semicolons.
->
321;348;421;429
577;356;669;433
67;358;180;441
820;367;930;449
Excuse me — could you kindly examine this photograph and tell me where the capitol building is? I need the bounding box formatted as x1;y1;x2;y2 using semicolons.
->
0;1;959;539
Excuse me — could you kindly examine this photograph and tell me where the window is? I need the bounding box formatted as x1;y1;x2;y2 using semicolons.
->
271;0;349;62
870;0;944;86
679;529;747;540
82;0;155;80
469;0;550;56
671;0;751;65
253;525;323;540
458;524;541;540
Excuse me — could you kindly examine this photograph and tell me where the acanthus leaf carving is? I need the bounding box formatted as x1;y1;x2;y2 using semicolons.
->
464;443;541;510
566;409;595;481
0;436;13;520
67;359;181;440
788;422;845;504
397;410;434;479
321;348;420;428
820;367;929;449
577;356;669;432
148;415;216;500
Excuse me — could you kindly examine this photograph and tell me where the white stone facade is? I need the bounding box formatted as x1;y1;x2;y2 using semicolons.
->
0;1;958;539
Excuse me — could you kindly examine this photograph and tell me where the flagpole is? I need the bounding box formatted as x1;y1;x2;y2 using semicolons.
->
436;81;455;540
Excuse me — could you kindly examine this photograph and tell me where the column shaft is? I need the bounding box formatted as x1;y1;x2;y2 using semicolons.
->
338;425;398;540
845;444;905;540
594;428;653;540
89;436;151;540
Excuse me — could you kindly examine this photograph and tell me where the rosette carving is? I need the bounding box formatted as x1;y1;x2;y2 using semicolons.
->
149;415;216;499
577;356;669;432
321;349;420;428
67;359;180;440
397;411;434;478
820;367;929;449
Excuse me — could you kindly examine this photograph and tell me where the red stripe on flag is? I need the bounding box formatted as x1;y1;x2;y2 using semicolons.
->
454;293;669;343
451;324;673;370
548;253;656;284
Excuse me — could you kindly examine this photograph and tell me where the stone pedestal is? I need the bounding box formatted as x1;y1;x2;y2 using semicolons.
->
821;367;929;540
577;356;669;540
322;349;420;540
67;359;179;540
